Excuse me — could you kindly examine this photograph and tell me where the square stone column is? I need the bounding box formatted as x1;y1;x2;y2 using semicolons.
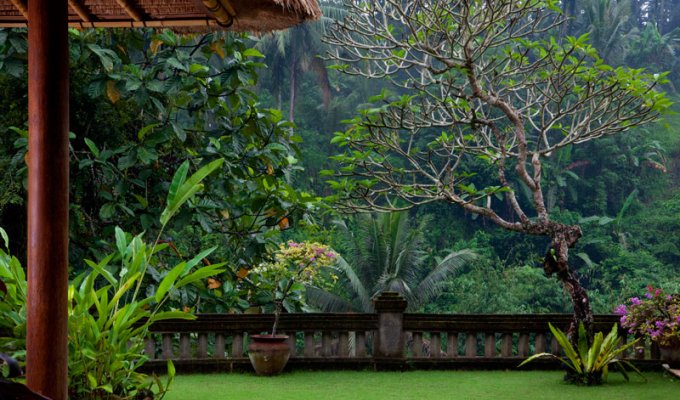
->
373;292;407;369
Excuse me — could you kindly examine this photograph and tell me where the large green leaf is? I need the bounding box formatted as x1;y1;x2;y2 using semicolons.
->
175;263;227;288
148;311;197;323
84;255;116;286
154;262;187;303
160;159;224;226
548;323;582;374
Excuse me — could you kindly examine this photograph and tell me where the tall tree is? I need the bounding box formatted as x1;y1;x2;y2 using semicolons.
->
324;0;670;336
584;0;634;65
257;1;346;122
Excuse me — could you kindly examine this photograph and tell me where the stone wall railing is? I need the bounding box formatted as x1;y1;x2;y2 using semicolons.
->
141;293;661;373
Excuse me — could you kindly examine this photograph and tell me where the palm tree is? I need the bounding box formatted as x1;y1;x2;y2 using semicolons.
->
257;1;346;122
584;0;634;65
307;212;477;312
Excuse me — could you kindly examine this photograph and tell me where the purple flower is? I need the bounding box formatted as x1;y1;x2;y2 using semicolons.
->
645;292;653;299
667;295;673;301
655;321;665;329
677;316;680;323
614;304;627;315
630;297;642;305
325;252;336;258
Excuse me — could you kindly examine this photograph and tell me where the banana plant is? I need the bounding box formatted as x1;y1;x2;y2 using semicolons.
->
519;322;644;385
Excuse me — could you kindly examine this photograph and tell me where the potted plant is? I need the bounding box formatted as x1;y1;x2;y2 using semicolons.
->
615;286;680;367
247;241;336;375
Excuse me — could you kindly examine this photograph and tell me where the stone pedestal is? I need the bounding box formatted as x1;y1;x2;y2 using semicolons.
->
373;292;407;370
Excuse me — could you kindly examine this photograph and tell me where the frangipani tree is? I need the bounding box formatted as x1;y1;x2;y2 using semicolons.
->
324;0;671;336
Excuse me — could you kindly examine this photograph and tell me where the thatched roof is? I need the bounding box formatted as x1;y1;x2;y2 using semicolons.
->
0;0;321;32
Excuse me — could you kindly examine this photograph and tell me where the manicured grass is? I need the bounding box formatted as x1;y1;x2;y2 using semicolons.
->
164;370;677;400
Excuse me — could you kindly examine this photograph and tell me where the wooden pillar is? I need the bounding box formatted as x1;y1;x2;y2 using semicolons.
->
26;0;70;399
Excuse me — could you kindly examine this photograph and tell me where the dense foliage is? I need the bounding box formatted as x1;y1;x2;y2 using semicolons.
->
0;163;227;398
0;29;316;276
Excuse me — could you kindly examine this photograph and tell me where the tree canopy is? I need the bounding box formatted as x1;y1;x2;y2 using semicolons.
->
323;0;672;333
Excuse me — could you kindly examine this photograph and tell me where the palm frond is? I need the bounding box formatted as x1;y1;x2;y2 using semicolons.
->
334;254;372;312
304;285;356;312
412;249;477;309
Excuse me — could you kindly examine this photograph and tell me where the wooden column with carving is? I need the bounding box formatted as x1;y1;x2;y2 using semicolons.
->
26;0;70;399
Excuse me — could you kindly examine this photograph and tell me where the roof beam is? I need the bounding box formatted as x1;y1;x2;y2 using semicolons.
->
115;0;144;21
9;0;29;19
201;0;236;27
68;0;94;23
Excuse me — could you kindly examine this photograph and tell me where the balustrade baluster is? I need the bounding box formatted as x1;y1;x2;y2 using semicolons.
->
286;333;296;357
447;332;458;358
484;333;495;358
232;334;244;358
550;333;560;355
356;332;367;358
322;332;333;357
518;333;529;358
635;335;646;360
412;332;423;357
535;333;547;354
465;333;477;357
215;334;226;359
162;333;173;359
179;333;191;359
144;337;156;359
304;332;316;357
339;332;349;357
430;332;441;358
501;333;513;357
197;333;208;358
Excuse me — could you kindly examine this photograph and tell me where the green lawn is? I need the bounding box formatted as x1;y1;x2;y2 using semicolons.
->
164;370;677;400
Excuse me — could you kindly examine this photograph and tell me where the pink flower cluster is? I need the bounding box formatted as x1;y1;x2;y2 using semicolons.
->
615;286;680;347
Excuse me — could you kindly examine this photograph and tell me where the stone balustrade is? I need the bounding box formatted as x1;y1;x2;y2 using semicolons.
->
140;292;662;373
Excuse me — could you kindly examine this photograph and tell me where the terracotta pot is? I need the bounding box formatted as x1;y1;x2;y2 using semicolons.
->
659;344;680;368
248;334;290;376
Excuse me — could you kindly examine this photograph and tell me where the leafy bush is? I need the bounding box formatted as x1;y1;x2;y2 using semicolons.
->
1;159;227;399
67;227;225;399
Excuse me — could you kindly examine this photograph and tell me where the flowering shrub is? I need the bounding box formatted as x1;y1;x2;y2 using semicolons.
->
615;286;680;347
250;241;337;334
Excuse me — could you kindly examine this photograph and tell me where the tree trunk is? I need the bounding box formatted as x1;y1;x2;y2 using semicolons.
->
288;53;298;123
561;0;577;36
542;223;594;343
